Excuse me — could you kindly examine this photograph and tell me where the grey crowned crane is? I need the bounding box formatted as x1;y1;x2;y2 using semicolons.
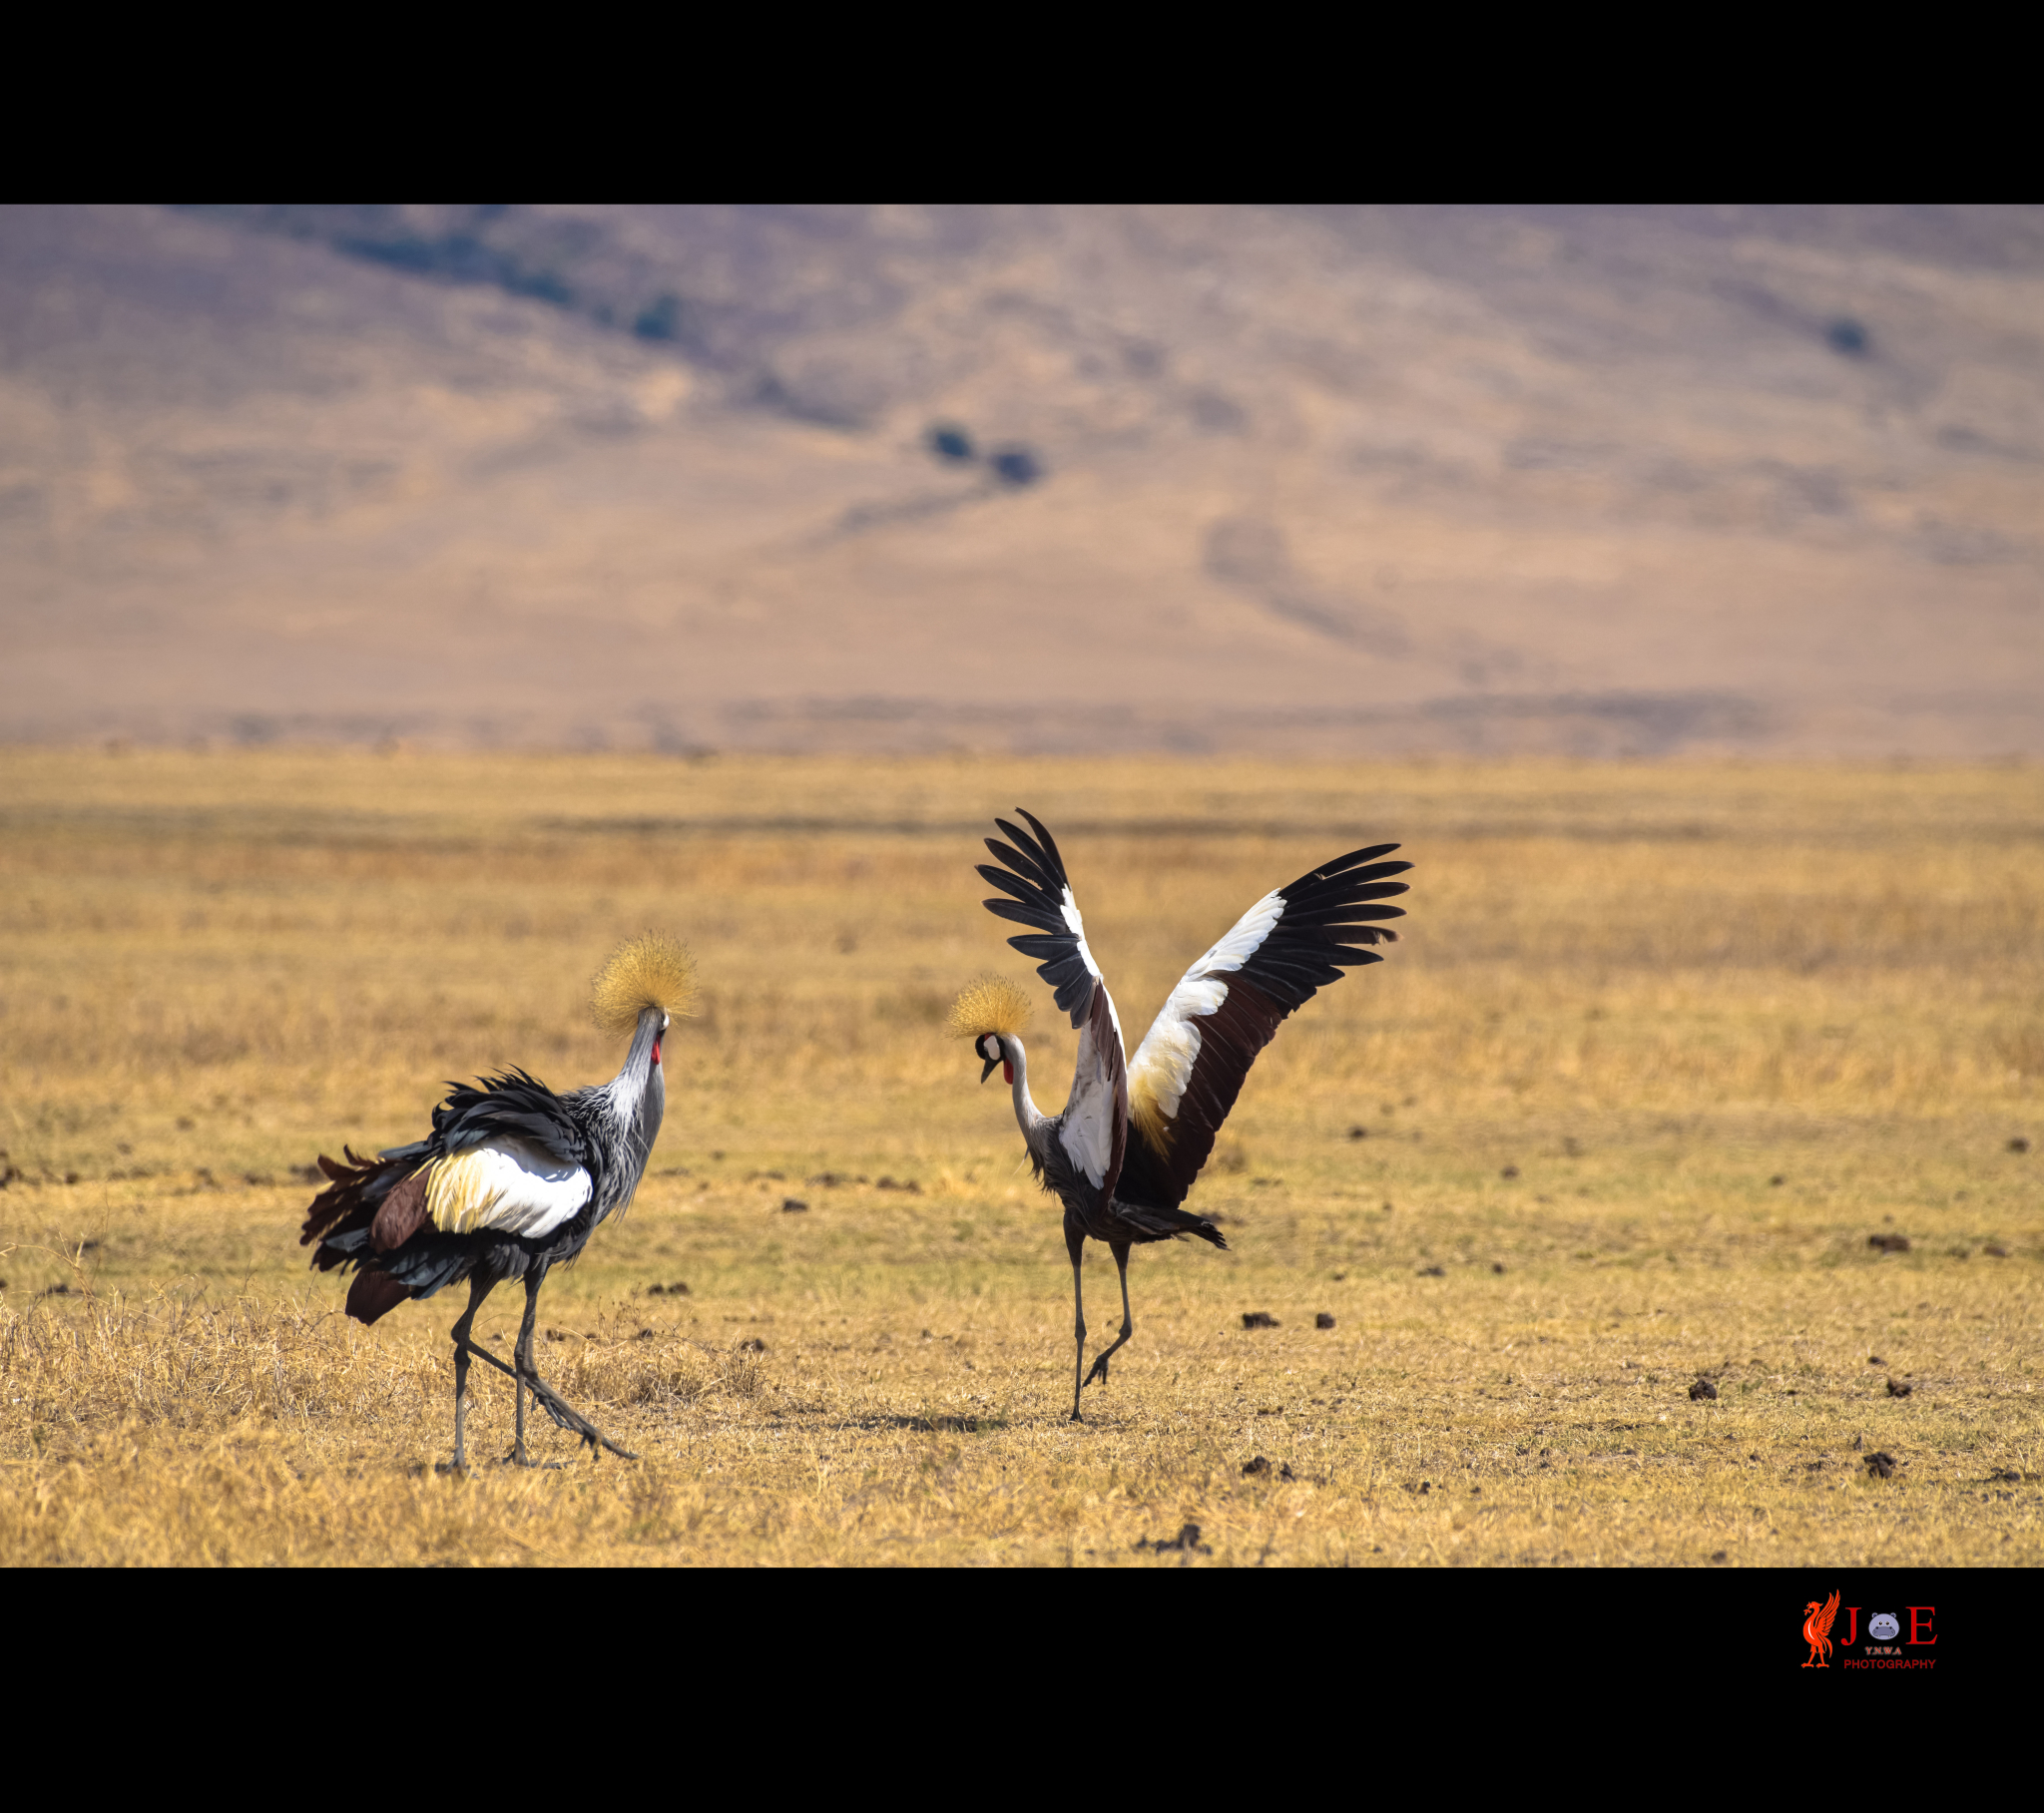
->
950;811;1410;1422
299;934;694;1469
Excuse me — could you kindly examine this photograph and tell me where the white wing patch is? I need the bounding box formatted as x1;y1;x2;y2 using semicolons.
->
1062;886;1109;991
1055;884;1126;1188
1129;889;1285;1126
1196;889;1286;980
427;1136;593;1239
1060;1017;1118;1187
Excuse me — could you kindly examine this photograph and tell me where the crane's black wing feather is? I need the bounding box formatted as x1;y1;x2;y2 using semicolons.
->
975;812;1100;1024
1120;844;1410;1211
432;1069;588;1168
975;809;1129;1207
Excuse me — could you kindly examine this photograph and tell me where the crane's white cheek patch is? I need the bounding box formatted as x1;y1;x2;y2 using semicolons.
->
428;1138;592;1239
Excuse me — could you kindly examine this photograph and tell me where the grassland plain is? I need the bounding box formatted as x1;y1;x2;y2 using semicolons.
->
1;747;2040;1567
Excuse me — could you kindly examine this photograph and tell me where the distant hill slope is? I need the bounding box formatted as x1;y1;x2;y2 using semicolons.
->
2;203;2038;755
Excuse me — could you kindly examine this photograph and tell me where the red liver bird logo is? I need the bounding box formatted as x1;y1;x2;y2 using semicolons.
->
1801;1590;1841;1666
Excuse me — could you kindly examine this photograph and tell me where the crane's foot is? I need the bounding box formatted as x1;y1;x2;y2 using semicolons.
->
1084;1332;1132;1388
452;1335;639;1461
505;1430;566;1469
520;1368;639;1462
434;1458;468;1475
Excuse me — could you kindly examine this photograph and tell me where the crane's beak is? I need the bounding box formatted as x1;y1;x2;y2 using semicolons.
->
980;1055;999;1084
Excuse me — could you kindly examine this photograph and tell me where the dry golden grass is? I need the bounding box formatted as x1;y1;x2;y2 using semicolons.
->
2;747;2040;1566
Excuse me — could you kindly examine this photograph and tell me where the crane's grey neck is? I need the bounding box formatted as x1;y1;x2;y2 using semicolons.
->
999;1033;1047;1140
597;1007;667;1212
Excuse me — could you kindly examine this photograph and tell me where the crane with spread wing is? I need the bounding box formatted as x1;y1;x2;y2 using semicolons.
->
950;811;1410;1422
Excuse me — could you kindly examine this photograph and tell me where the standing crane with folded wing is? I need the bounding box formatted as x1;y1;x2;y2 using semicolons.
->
950;811;1410;1422
299;934;694;1470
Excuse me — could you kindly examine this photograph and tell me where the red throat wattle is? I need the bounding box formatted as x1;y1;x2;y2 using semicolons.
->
652;1041;662;1067
1002;1061;1014;1085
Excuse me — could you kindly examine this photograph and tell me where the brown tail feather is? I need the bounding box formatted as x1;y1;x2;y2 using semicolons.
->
345;1268;412;1325
370;1168;431;1253
301;1145;391;1248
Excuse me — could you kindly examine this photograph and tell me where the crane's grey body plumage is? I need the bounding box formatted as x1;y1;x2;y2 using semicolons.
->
1004;1036;1224;1247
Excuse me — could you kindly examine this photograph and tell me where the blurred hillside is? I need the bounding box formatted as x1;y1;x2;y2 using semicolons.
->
1;203;2038;755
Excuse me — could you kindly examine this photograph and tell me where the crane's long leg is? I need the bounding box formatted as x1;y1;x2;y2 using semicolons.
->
499;1260;638;1463
1083;1240;1135;1389
1067;1221;1088;1424
455;1333;639;1462
437;1273;495;1473
434;1281;636;1464
509;1264;560;1468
